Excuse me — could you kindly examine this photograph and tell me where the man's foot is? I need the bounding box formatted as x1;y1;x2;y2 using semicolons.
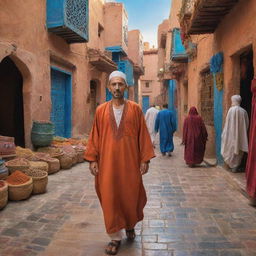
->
126;229;136;241
188;164;195;168
168;152;172;157
105;240;121;255
161;152;166;156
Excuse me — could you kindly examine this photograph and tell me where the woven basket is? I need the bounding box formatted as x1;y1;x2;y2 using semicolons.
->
37;147;64;159
29;161;49;173
47;158;60;175
0;180;8;210
15;147;34;159
5;158;30;174
8;177;33;201
59;154;73;169
72;153;78;165
76;150;85;163
0;166;8;180
25;170;48;195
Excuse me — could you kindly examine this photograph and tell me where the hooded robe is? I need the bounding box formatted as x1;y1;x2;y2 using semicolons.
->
221;95;249;169
182;107;208;165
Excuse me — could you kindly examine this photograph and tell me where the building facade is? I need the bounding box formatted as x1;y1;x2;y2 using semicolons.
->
140;43;161;113
0;0;143;148
163;0;256;162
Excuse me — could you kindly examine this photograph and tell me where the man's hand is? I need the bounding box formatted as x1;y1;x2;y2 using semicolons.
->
140;162;149;175
89;161;99;176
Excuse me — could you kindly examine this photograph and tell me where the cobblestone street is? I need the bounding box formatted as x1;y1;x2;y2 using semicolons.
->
1;137;256;256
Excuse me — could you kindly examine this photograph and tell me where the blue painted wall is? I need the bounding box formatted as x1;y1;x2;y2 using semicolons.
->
168;80;178;128
50;67;72;138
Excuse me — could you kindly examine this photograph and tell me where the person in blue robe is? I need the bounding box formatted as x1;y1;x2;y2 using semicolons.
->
155;104;176;156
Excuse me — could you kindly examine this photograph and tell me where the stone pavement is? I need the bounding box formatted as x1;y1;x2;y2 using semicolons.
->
1;137;256;256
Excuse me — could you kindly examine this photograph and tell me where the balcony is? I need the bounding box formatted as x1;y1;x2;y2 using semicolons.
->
88;48;117;73
47;0;89;43
171;28;188;62
183;0;239;35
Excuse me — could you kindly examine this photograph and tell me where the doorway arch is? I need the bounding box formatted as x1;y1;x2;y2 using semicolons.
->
0;56;25;146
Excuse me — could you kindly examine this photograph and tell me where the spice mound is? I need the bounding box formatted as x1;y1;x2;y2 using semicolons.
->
26;169;47;178
0;180;6;188
6;170;30;185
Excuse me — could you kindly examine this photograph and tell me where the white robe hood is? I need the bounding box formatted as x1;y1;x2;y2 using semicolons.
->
221;95;249;168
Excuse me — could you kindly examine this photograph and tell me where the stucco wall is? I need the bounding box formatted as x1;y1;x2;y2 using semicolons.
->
0;0;111;146
141;50;161;106
104;3;128;54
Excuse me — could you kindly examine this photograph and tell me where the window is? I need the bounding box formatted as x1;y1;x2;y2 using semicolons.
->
98;23;104;38
145;82;150;88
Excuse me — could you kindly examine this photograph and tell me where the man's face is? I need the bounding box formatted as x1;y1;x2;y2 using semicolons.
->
108;77;127;99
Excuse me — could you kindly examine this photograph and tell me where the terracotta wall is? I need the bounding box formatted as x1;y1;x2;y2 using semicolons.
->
128;30;143;68
104;3;128;54
140;48;161;106
0;0;111;147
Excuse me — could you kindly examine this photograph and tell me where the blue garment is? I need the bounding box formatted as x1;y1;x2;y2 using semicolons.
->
155;109;176;153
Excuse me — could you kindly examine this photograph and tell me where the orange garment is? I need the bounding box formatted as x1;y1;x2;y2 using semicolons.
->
84;100;155;234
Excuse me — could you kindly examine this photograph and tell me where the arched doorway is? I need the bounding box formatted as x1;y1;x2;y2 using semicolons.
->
0;57;25;146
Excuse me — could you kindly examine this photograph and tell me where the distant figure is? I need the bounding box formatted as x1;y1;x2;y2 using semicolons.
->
145;105;159;147
182;107;208;167
155;105;161;110
221;95;249;172
246;78;256;206
155;104;176;156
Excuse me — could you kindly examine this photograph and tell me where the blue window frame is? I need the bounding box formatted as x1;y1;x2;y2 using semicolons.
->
47;0;89;43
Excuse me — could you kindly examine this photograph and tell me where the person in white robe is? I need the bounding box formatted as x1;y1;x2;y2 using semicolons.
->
221;95;249;171
145;105;159;147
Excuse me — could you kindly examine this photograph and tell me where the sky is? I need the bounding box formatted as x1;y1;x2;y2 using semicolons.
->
112;0;171;48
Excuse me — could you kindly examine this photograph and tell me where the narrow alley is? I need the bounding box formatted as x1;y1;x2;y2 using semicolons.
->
0;137;255;256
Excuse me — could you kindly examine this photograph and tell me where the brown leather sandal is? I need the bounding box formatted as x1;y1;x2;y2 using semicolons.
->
105;240;121;255
126;229;136;241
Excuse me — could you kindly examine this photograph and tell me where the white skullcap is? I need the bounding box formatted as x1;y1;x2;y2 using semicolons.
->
231;95;242;106
109;70;127;84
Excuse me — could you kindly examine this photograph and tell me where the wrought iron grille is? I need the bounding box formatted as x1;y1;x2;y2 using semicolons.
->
65;0;88;37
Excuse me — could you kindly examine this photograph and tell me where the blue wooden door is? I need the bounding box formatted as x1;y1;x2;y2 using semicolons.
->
50;68;72;138
142;96;149;114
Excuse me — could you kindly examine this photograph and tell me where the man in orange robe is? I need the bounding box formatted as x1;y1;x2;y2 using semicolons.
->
84;71;155;255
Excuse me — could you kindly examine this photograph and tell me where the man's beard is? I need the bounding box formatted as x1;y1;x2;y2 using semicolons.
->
112;91;124;99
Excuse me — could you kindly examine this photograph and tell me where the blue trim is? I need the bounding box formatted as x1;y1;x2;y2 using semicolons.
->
168;80;178;128
51;66;72;76
171;28;188;61
213;73;223;164
105;46;127;56
210;52;224;164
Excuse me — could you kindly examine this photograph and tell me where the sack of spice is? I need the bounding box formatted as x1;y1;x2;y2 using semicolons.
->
16;146;34;159
25;169;48;194
6;170;30;185
0;180;8;210
37;147;64;159
5;158;30;174
6;171;33;201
